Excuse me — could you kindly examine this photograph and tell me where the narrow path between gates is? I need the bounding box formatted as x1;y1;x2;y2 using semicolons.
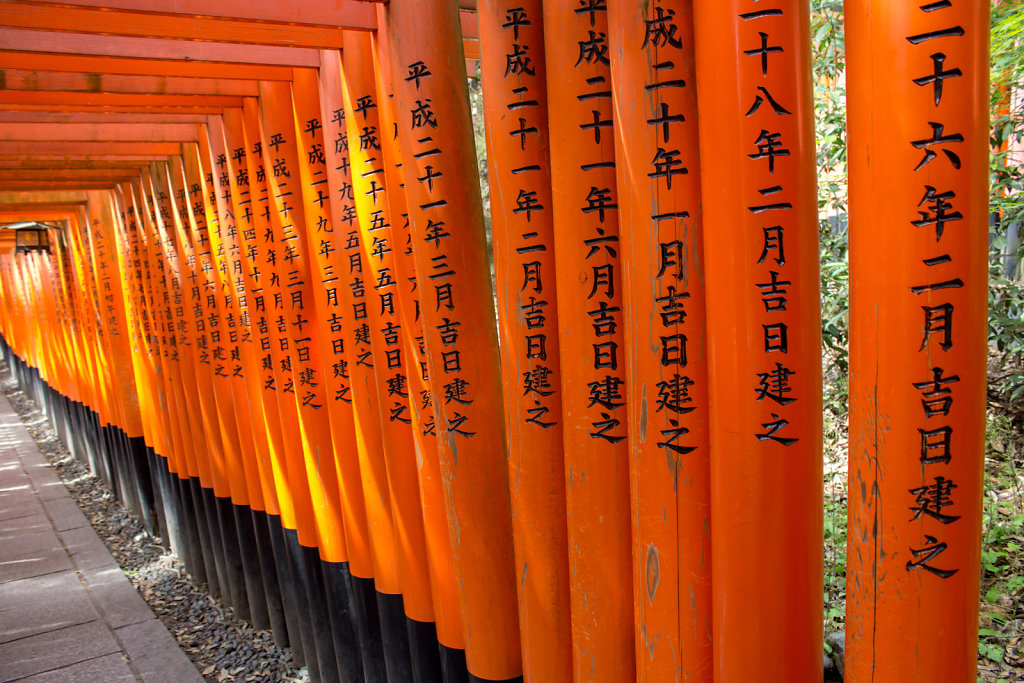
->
0;391;202;683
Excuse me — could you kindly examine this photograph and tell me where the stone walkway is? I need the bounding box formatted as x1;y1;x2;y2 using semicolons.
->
0;393;203;683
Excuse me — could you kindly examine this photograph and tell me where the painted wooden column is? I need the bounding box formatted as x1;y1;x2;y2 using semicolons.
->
606;2;713;680
477;3;573;678
367;16;471;674
542;1;633;678
691;2;824;680
845;2;989;681
384;1;523;680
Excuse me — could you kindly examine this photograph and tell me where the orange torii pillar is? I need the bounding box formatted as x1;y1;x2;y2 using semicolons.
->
171;151;242;610
366;19;472;678
293;63;395;680
232;99;329;673
90;189;203;579
213;110;310;654
141;158;255;623
607;2;714;681
384;1;524;680
542;1;634;679
288;67;389;683
476;2;572;680
255;80;352;683
334;37;449;681
845;2;989;681
692;2;823;680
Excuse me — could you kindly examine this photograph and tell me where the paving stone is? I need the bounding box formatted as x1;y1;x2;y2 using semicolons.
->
0;621;120;682
40;498;87;533
58;526;117;572
0;571;99;644
81;566;154;630
115;619;204;683
0;505;44;523
0;512;50;537
0;544;73;583
9;652;137;683
0;528;63;561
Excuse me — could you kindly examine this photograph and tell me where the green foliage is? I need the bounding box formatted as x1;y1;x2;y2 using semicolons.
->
988;2;1024;428
812;3;849;394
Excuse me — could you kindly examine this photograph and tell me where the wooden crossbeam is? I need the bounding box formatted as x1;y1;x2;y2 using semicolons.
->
0;91;244;108
0;103;235;114
0;28;322;67
0;168;141;179
11;0;379;30
0;158;162;168
0;122;199;142
0;2;347;48
0;112;208;123
0;141;181;155
0;53;295;80
0;70;259;97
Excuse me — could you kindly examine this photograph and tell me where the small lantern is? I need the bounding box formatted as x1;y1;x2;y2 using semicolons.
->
14;225;51;254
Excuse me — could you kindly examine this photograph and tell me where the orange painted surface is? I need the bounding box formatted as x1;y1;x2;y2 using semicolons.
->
21;0;377;30
692;2;823;680
0;70;259;97
541;2;634;678
367;15;466;648
607;2;713;680
845;3;988;681
0;2;348;49
0;28;321;68
253;80;340;552
0;169;141;181
0;53;294;81
0;91;243;110
0;142;181;156
385;0;522;677
310;58;399;591
235;97;302;529
476;1;572;678
85;191;145;439
336;33;437;622
278;67;357;565
205;114;278;516
196;123;263;513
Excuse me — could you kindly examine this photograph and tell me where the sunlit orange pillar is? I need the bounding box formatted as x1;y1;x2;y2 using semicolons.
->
476;2;572;679
384;1;523;679
313;51;406;683
845;3;989;681
541;1;633;678
606;2;714;680
367;17;470;670
692;2;823;680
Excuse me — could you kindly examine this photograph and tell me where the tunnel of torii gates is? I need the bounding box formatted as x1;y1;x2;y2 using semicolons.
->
0;0;990;681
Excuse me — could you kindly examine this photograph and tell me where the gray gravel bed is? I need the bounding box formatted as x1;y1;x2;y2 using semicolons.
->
1;365;308;683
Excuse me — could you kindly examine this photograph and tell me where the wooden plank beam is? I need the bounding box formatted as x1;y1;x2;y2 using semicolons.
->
0;122;199;142
0;28;322;67
0;2;347;48
0;154;167;161
0;168;141;180
0;158;160;168
0;191;90;204
0;52;294;80
0;141;181;155
0;91;243;108
0;103;235;114
0;69;259;96
14;0;378;30
0;181;117;190
0;111;208;123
